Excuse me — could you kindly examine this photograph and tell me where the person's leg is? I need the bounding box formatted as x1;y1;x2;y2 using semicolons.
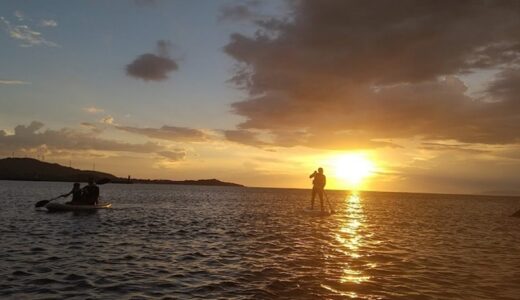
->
319;190;324;212
311;188;316;209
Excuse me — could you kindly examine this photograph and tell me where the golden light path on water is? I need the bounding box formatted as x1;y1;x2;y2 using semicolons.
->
339;193;371;284
322;192;375;299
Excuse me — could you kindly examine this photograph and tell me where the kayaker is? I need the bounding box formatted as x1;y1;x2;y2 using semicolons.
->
309;168;326;212
62;182;82;205
82;178;100;205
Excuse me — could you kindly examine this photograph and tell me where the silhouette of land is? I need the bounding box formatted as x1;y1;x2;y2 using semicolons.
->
0;158;117;182
0;158;244;187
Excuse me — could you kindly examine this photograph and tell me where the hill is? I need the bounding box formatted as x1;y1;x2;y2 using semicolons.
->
0;158;244;187
0;158;117;182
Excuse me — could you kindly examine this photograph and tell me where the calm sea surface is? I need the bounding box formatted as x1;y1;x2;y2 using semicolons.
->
1;181;519;299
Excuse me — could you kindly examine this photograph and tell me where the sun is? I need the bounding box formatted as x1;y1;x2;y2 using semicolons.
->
330;153;376;188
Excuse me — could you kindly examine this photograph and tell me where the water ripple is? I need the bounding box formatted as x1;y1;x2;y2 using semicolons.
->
0;182;519;299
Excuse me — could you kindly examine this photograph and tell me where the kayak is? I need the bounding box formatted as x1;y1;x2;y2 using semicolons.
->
45;202;112;212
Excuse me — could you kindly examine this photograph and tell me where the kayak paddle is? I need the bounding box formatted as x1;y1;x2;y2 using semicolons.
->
34;178;112;208
35;195;65;208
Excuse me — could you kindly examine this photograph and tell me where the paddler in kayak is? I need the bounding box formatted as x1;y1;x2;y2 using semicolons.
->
82;178;100;205
62;182;82;205
61;178;99;205
309;167;326;212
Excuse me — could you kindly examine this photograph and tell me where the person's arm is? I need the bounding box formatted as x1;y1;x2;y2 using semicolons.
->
323;175;327;188
60;190;73;197
309;171;317;178
94;186;100;205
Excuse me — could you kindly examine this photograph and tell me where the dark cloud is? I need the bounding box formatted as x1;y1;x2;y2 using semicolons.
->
219;2;259;22
224;129;271;148
126;40;178;81
116;125;207;142
81;122;96;127
224;0;520;148
126;54;178;81
485;68;520;105
80;122;103;134
14;121;44;136
0;122;186;162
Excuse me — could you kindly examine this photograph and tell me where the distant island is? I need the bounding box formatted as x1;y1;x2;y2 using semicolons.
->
0;158;244;187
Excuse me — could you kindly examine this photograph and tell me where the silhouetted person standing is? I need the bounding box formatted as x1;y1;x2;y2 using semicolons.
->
82;178;99;205
310;168;326;212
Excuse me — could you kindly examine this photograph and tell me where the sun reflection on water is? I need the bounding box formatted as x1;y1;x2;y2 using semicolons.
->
336;192;371;284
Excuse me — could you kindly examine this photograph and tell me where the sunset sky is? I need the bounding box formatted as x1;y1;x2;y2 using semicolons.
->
2;0;520;194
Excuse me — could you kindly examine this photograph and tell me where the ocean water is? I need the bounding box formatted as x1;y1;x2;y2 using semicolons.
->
1;181;519;300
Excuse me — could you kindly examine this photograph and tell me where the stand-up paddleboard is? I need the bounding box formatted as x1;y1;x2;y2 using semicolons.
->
302;207;333;217
45;203;112;212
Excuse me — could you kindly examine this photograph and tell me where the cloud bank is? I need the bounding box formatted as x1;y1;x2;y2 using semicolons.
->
224;0;520;149
0;122;186;162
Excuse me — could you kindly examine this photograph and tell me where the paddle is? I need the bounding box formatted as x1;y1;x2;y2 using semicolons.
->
34;195;65;208
34;178;111;208
324;191;335;213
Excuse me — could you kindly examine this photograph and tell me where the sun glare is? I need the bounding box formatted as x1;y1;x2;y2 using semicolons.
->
330;153;376;188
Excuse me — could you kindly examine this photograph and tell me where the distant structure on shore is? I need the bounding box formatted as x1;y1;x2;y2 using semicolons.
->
0;158;244;187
